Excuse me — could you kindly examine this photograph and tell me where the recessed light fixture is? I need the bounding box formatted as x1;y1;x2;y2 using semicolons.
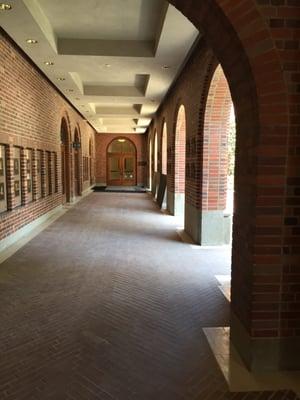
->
0;3;12;10
68;89;74;92
162;65;171;70
75;97;80;100
118;139;126;143
57;77;65;81
26;39;38;44
104;64;111;68
44;61;54;66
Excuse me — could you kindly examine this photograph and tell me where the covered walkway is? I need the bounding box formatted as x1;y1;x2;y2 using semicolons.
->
0;193;297;399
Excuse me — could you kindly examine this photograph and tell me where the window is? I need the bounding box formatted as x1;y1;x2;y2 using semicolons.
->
51;152;57;194
0;145;7;213
13;147;22;207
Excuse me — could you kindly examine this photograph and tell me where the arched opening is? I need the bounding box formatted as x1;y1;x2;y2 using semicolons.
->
153;130;158;173
174;105;186;218
151;130;158;196
73;128;81;197
161;122;168;209
148;135;152;190
107;138;136;186
201;65;235;246
60;118;70;203
161;122;167;175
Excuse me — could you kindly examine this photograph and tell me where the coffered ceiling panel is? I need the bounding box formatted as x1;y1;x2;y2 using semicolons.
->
0;0;199;134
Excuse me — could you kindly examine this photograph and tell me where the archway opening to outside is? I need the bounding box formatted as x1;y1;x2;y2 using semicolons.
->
60;118;70;203
174;105;186;219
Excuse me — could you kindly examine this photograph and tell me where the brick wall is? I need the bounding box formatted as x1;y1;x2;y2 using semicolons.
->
148;39;217;210
95;133;147;186
147;0;300;361
0;30;96;241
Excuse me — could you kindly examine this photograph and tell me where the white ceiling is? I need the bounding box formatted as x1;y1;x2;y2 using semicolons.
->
0;0;199;134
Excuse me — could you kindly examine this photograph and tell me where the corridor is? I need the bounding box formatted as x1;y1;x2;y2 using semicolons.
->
0;193;297;399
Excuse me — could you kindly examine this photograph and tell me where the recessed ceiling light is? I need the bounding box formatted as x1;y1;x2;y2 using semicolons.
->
104;64;111;68
68;89;74;92
75;97;80;100
44;61;54;66
0;3;12;10
162;65;171;70
26;39;38;44
57;77;65;81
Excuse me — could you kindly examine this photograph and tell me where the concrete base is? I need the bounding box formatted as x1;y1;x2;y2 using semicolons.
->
174;193;185;217
167;190;175;215
184;204;232;245
167;191;185;217
202;210;232;245
185;203;201;243
231;312;300;371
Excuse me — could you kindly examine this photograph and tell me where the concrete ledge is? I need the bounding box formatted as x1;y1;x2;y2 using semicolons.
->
204;326;300;394
231;311;300;371
184;204;232;245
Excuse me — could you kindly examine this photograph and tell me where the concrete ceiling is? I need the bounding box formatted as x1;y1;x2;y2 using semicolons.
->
0;0;199;134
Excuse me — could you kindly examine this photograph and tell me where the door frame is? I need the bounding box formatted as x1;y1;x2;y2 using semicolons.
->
106;137;137;186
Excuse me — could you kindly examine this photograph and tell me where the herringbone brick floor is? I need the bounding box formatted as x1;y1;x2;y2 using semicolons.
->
0;193;298;399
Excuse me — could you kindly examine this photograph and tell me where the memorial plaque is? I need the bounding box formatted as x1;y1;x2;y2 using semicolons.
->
0;145;7;212
13;147;22;207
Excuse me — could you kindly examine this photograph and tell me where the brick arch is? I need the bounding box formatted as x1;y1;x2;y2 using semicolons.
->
73;127;82;196
106;136;137;154
168;0;292;370
60;115;71;203
60;113;71;144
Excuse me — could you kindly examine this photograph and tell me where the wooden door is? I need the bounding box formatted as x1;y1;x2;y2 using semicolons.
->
107;154;136;186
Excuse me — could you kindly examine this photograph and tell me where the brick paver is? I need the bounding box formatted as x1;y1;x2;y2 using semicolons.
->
0;193;298;399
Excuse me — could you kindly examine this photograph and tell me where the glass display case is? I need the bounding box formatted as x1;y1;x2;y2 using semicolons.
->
13;147;22;207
